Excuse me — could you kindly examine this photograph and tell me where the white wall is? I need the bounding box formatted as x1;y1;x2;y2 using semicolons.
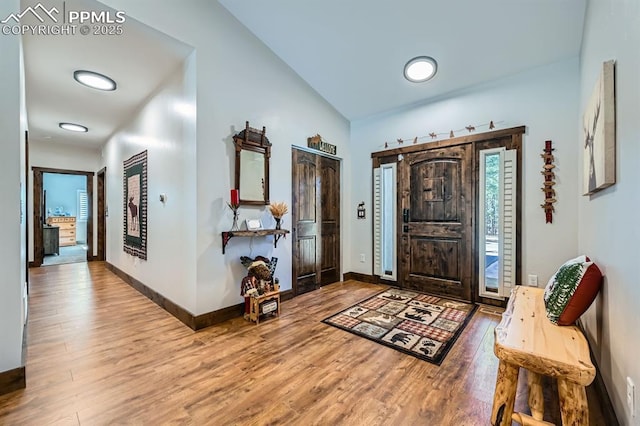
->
102;56;198;313
579;1;640;424
99;0;351;315
28;140;101;260
350;58;580;286
0;0;27;373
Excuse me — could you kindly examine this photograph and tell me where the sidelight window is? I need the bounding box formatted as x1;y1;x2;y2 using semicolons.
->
373;163;397;280
479;148;517;299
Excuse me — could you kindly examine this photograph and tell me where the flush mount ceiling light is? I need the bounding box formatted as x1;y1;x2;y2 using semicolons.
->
73;70;117;91
59;122;88;133
403;56;438;83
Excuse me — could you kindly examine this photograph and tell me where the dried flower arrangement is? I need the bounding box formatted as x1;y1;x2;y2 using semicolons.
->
268;202;288;219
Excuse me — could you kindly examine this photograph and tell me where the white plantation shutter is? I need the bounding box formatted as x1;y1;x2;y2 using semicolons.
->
373;164;397;279
500;150;517;297
373;168;382;276
77;190;88;221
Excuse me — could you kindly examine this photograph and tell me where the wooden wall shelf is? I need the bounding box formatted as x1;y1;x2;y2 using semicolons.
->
221;229;289;254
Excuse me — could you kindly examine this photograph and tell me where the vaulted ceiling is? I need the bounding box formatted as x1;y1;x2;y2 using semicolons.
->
23;0;586;150
219;0;586;120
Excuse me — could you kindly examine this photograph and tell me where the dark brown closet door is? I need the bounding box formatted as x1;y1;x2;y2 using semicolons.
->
292;149;341;295
320;156;340;286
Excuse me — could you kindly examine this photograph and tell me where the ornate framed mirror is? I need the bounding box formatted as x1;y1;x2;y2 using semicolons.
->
233;121;271;205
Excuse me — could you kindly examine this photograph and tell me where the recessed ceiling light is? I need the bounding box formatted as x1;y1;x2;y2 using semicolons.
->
404;56;438;83
73;70;117;91
59;122;88;133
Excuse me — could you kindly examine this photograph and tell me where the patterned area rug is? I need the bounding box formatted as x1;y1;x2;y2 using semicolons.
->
322;288;477;365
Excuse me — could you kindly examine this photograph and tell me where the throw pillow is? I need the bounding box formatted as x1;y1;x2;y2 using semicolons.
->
543;255;603;325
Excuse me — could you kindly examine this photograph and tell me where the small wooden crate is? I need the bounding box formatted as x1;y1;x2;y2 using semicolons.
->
248;289;281;324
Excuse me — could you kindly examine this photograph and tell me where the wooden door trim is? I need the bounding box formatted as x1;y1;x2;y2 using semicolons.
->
32;167;95;266
371;126;525;158
377;127;524;304
291;144;341;160
473;134;523;306
24;131;29;290
292;148;342;294
32;169;43;267
97;167;106;261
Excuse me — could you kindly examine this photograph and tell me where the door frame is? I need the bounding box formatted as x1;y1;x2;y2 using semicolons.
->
371;126;524;304
24;131;29;290
97;167;106;261
291;145;342;296
32;167;95;267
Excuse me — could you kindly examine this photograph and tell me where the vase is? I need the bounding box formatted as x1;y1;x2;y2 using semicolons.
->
275;217;281;230
231;210;240;231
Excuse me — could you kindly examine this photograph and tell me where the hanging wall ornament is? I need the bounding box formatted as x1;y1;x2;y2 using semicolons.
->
540;140;556;223
381;120;503;149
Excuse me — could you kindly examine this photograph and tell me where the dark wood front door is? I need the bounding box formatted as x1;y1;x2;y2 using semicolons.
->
292;148;341;295
399;144;473;301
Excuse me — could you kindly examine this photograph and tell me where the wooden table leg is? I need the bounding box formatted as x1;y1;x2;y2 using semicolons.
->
558;378;589;426
527;370;544;420
491;360;520;426
512;412;554;426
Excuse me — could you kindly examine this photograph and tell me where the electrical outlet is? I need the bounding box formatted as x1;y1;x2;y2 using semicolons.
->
628;377;635;416
527;274;538;287
359;254;365;263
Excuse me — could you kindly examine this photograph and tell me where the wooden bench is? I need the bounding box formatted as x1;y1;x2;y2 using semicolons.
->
491;286;596;426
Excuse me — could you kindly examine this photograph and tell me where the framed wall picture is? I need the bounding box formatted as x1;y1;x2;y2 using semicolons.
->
123;150;148;260
583;60;616;195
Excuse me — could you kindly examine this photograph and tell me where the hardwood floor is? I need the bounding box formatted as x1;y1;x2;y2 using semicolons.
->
0;262;607;425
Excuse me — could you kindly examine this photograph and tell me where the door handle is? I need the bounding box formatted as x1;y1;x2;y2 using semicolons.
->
403;208;409;223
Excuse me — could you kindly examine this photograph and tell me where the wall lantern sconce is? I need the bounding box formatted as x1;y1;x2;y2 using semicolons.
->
357;202;366;219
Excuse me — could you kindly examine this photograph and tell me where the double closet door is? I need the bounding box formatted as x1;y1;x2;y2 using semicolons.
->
292;148;341;295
